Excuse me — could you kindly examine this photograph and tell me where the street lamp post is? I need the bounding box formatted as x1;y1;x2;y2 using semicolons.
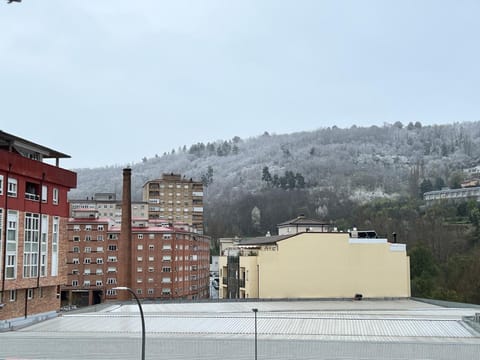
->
113;287;146;360
252;308;258;360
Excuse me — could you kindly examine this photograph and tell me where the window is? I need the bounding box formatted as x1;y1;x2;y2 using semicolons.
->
24;213;40;278
138;234;144;239
107;256;117;262
162;244;172;250
73;246;79;253
72;258;80;264
84;258;91;264
84;269;91;275
96;280;103;286
6;210;18;279
73;225;80;232
149;244;154;250
7;178;17;197
52;188;59;205
162;266;171;272
148;267;154;272
107;278;117;284
96;269;103;275
162;288;171;295
72;280;78;287
106;289;117;296
39;185;49;203
0;175;3;195
84;247;91;253
149;234;155;239
137;278;143;283
85;235;92;242
97;235;104;241
108;244;117;251
108;234;118;240
137;244;143;250
137;256;143;261
163;234;172;240
97;225;104;231
162;277;171;283
148;256;154;261
107;267;117;273
148;288;154;295
96;247;104;253
85;225;92;231
148;278;154;283
137;267;143;272
73;236;80;242
162;255;171;262
96;258;104;264
83;280;91;287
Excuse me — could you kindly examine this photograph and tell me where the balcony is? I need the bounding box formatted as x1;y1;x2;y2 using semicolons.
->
25;192;40;201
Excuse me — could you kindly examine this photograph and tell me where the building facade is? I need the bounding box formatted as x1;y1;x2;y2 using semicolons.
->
424;186;480;204
142;173;204;233
69;192;148;224
0;131;77;325
62;209;210;307
219;216;410;299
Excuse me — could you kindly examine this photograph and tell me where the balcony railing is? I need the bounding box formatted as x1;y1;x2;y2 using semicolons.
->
25;192;40;201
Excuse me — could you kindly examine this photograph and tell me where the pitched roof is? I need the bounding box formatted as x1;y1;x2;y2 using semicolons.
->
0;130;70;159
238;234;294;246
277;215;329;227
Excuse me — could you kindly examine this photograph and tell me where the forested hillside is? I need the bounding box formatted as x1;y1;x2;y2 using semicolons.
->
70;121;480;304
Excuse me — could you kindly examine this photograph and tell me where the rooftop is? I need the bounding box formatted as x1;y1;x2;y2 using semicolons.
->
1;299;479;359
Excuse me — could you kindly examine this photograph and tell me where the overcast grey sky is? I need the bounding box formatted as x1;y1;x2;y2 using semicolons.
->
1;1;479;169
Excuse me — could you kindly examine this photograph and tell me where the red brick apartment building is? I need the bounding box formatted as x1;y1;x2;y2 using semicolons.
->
0;131;76;326
62;170;210;307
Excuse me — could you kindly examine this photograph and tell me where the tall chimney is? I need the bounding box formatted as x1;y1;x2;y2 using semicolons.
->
118;168;133;300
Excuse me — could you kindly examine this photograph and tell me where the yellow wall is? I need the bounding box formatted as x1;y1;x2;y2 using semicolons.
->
220;232;410;299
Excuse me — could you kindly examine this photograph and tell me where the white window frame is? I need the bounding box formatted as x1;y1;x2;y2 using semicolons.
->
0;174;4;195
40;215;48;277
52;187;59;205
41;185;48;203
7;177;17;197
23;213;40;278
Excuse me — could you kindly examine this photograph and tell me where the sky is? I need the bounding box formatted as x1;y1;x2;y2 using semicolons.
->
1;1;479;169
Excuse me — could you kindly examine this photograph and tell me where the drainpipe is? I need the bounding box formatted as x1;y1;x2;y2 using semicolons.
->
24;289;28;318
1;163;12;303
257;264;260;298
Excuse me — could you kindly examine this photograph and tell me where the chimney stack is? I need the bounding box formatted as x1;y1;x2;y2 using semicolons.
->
117;168;133;300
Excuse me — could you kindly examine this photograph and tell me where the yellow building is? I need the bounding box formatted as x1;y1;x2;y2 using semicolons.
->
219;216;410;299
